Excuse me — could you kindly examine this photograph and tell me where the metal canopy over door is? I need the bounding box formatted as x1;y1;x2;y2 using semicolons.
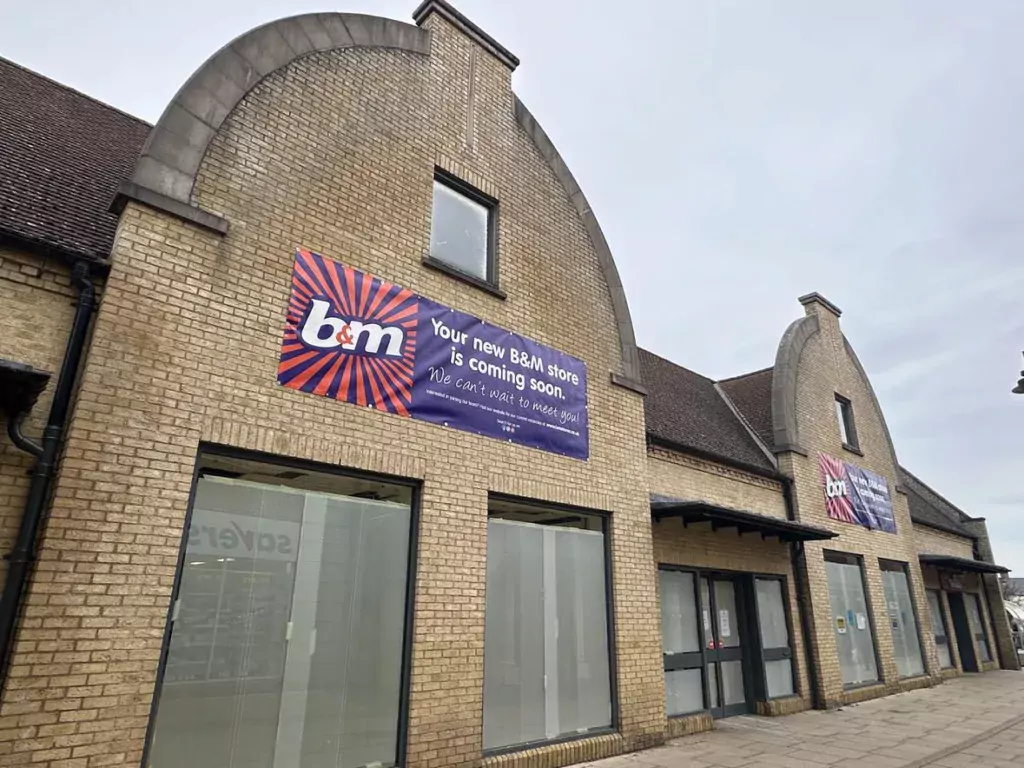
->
701;576;752;718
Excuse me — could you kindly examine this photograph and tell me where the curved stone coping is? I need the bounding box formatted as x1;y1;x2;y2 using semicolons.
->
113;13;431;221
843;334;901;469
771;313;818;454
112;12;644;395
513;96;645;393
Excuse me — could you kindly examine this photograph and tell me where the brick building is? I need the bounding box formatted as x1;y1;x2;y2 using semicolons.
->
0;2;1016;767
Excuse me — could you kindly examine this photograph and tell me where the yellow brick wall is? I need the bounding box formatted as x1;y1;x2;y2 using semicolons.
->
648;448;787;519
648;449;812;714
0;248;86;580
0;16;665;768
913;524;976;559
780;300;944;708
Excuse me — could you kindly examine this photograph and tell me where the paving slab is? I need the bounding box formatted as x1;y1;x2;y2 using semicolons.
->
588;671;1024;768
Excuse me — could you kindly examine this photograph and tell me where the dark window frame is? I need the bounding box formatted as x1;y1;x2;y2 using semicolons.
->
481;493;619;757
751;574;799;701
926;588;955;669
424;168;504;299
834;394;860;453
658;565;707;717
824;549;884;689
878;558;929;678
139;443;422;768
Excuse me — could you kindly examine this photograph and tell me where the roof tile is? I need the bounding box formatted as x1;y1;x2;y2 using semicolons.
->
0;58;150;262
719;367;774;448
639;349;775;473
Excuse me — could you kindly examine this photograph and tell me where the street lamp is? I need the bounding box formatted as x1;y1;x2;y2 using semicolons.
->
1014;352;1024;394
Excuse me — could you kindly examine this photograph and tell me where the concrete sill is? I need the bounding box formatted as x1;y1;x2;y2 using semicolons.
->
422;255;506;300
481;727;618;758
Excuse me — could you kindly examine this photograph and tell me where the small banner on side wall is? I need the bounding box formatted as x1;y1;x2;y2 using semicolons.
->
277;249;589;459
819;452;895;533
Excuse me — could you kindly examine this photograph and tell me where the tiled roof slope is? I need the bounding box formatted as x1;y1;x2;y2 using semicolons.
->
0;57;150;262
719;367;774;448
639;349;775;473
898;468;977;539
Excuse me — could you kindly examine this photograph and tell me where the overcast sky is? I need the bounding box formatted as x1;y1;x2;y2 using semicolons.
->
2;1;1021;571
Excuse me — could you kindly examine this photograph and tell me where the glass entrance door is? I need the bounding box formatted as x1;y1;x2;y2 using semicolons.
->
701;576;750;718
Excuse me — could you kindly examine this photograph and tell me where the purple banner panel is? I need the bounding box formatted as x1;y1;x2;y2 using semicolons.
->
278;249;589;459
819;452;895;533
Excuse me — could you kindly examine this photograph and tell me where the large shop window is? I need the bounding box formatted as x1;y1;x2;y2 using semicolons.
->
483;498;613;751
926;590;953;668
824;552;879;687
879;560;925;678
146;453;416;768
755;578;795;698
966;593;993;663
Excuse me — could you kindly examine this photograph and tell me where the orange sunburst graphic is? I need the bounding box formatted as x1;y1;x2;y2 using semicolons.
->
820;452;856;524
278;249;418;416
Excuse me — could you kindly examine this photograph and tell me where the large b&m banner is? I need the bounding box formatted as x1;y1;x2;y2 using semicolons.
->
819;453;896;533
278;249;589;459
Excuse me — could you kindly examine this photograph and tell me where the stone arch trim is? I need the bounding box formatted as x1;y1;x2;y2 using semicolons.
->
112;13;430;231
513;96;645;393
771;313;819;454
842;335;901;474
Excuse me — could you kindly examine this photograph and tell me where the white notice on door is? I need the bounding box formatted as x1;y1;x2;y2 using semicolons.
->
719;609;731;638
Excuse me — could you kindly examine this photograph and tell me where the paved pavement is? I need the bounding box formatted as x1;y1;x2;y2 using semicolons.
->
598;671;1024;768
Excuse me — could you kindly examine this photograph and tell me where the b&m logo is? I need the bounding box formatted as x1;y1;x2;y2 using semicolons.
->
300;299;405;356
278;250;419;416
824;474;847;498
819;452;857;525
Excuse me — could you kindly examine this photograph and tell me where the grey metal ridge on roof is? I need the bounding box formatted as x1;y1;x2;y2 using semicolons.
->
412;0;520;70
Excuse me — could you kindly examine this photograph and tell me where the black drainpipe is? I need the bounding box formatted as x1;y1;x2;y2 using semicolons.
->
0;260;95;691
782;475;823;710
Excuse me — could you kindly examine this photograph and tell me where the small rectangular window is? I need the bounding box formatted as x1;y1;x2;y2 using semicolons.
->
429;170;496;285
835;395;858;449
